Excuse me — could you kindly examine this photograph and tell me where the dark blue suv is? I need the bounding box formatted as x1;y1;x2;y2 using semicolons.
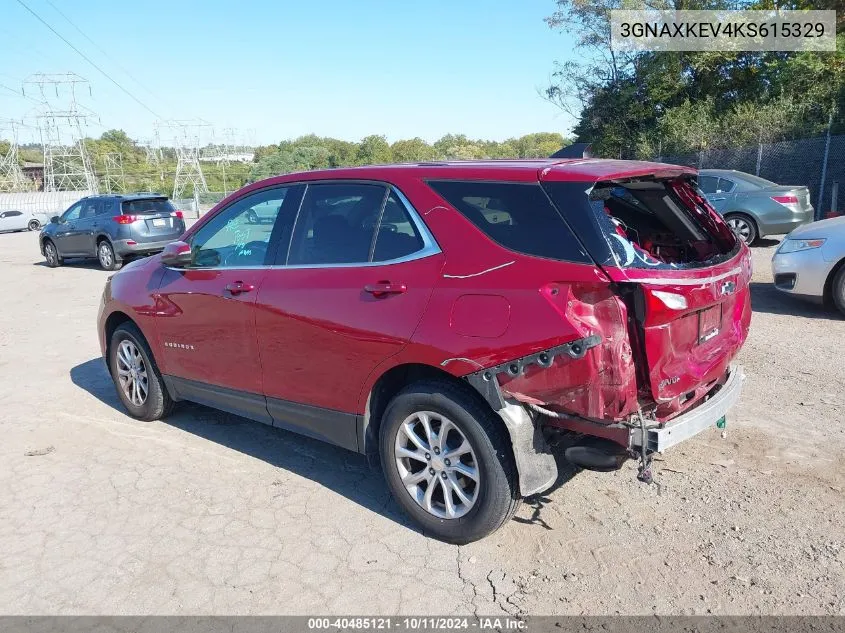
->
39;193;187;270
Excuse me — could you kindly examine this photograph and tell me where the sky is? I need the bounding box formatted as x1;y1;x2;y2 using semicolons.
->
0;0;577;147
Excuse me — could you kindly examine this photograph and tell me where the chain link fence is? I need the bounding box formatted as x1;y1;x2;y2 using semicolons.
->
653;133;845;221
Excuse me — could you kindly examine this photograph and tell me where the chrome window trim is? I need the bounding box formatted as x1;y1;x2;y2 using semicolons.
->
171;182;441;272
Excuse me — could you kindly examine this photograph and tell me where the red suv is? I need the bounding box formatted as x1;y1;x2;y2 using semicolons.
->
98;160;751;543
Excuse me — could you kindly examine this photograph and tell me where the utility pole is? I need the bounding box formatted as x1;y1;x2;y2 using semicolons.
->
23;72;98;193
102;152;125;193
0;119;31;192
156;119;210;213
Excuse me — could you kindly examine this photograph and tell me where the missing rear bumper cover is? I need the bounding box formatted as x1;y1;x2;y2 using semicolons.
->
464;334;602;411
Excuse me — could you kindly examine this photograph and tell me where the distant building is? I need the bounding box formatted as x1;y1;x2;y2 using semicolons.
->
21;162;44;191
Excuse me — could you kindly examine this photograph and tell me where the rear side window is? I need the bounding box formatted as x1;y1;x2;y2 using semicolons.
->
427;181;590;263
121;198;174;215
372;192;424;262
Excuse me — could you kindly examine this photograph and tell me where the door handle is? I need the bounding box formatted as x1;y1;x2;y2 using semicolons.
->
364;282;407;297
710;197;726;201
225;281;255;296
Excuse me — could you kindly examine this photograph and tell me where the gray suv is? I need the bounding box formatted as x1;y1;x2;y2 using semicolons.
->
39;193;186;270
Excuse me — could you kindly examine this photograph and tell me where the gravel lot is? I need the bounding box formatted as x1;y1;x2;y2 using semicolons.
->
0;229;842;615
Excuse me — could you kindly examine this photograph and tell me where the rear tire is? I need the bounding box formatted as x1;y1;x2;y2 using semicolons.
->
28;219;40;231
379;380;520;544
43;239;62;267
725;213;758;245
109;322;174;421
832;265;845;317
97;240;123;271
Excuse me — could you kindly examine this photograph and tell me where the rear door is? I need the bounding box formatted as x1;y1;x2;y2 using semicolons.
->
255;182;444;447
543;175;752;405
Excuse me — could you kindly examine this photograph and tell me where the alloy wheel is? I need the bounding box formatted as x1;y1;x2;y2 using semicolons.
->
45;242;57;265
394;410;479;519
99;242;113;268
116;340;148;406
727;217;752;243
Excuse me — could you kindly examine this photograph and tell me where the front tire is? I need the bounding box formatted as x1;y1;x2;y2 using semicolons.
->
28;219;40;231
379;380;520;544
97;240;122;271
44;239;62;267
832;265;845;317
109;322;174;421
725;213;758;245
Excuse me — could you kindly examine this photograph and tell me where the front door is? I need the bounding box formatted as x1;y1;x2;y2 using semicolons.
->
73;198;102;255
53;202;83;253
154;184;304;417
256;183;443;448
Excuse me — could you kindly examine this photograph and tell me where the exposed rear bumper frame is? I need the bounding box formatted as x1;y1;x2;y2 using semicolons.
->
632;365;745;453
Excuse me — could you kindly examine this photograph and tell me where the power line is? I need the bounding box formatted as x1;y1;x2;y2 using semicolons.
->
41;0;171;114
0;81;43;105
13;0;162;120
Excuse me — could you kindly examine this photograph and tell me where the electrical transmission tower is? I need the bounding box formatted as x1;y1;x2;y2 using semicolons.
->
156;119;209;204
0;119;31;192
23;73;98;193
102;152;125;193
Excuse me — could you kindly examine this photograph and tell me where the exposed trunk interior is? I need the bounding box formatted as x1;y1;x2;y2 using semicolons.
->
589;178;737;270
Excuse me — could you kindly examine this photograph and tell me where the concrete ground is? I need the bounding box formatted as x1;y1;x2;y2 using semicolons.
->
0;230;842;615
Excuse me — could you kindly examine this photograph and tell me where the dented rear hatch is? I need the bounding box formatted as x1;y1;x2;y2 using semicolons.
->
541;164;752;411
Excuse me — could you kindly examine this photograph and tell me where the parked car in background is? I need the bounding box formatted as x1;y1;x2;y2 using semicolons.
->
98;159;751;542
771;215;845;316
0;209;41;232
0;190;93;228
698;169;814;245
39;193;186;270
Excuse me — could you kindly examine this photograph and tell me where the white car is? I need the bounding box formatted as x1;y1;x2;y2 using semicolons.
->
771;215;845;316
0;209;40;233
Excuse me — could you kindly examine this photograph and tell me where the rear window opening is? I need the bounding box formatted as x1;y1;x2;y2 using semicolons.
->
588;178;738;270
121;198;174;215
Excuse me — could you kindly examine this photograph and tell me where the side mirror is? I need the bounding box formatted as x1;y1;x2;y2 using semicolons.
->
50;216;60;224
161;241;192;268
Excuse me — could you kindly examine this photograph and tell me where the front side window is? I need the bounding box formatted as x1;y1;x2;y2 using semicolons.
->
287;183;387;265
63;203;82;221
189;186;298;268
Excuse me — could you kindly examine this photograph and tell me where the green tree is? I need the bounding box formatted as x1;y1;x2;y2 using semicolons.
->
391;137;436;163
356;135;392;164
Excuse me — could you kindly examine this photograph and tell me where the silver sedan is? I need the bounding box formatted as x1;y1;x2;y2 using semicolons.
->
771;216;845;315
699;169;814;245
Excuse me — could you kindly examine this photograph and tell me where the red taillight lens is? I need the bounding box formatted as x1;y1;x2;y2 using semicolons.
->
171;210;184;219
772;195;799;205
113;214;137;224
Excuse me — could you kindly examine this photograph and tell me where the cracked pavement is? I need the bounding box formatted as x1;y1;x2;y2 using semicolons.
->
0;230;843;615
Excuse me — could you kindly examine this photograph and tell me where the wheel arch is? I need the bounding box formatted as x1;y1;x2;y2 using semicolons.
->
359;362;490;458
823;256;845;309
103;310;136;366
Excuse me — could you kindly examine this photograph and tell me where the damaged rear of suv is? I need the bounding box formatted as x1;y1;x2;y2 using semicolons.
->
383;160;751;541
